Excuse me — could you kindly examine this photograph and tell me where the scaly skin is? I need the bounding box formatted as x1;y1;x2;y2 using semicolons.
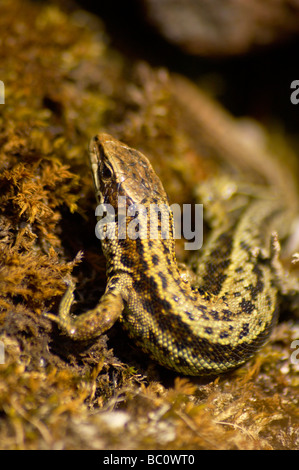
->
46;134;286;375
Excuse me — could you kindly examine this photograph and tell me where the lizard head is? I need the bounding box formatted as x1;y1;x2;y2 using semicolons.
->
89;133;168;208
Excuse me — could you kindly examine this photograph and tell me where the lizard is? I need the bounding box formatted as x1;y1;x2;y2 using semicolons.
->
45;133;295;375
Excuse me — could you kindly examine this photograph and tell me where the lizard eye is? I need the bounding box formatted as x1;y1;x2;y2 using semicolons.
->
101;162;112;180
